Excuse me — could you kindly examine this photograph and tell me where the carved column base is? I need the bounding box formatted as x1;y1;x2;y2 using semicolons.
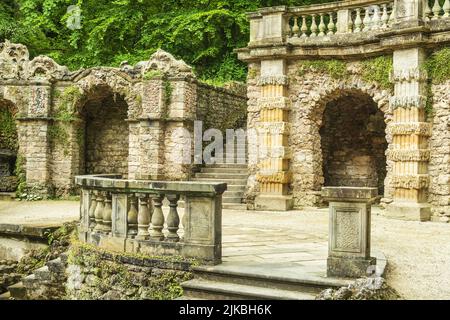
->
255;195;293;211
385;202;431;222
327;256;376;278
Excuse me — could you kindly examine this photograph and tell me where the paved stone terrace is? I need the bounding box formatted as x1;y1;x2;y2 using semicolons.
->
0;201;449;299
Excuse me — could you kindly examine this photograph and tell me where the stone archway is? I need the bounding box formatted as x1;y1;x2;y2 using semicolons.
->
319;91;388;196
77;86;130;177
0;98;19;192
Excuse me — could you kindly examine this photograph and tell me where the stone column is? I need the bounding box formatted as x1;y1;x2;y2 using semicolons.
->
254;59;293;211
21;84;52;195
386;48;431;221
322;187;377;278
251;8;293;211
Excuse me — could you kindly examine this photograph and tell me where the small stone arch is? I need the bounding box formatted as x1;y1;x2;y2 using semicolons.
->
290;78;393;206
69;70;141;177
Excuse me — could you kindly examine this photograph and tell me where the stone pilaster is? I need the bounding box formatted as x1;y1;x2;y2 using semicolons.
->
386;48;431;221
254;59;293;211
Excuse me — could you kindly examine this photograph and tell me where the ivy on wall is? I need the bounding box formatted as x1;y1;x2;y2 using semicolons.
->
297;56;393;90
0;105;18;151
425;47;450;84
49;86;82;155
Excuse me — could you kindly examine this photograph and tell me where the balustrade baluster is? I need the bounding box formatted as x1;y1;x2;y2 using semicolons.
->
166;194;181;242
103;192;112;234
388;3;396;25
150;194;165;241
300;16;308;37
363;7;372;31
136;194;151;240
372;5;381;29
318;13;326;36
354;8;363;32
424;0;432;21
292;16;300;37
432;0;442;19
381;4;389;28
310;14;318;37
444;0;450;17
93;193;104;231
127;195;138;236
327;12;335;35
88;191;97;230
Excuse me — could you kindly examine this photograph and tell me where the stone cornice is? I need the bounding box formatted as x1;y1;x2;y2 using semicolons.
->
237;28;450;62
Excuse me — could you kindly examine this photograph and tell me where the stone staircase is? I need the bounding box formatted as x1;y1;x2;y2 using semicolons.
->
192;164;248;210
179;265;351;300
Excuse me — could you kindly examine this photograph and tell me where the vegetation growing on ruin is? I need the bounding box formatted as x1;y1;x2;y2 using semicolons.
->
0;0;332;84
14;154;26;197
49;86;82;155
297;59;348;80
361;56;393;90
143;70;163;80
0;105;18;151
426;47;450;84
67;240;198;300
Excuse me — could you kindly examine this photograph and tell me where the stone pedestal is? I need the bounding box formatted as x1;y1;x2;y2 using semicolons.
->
322;187;377;278
385;202;431;222
255;195;293;211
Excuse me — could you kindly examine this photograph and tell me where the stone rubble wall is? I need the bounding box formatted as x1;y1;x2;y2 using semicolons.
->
429;81;450;221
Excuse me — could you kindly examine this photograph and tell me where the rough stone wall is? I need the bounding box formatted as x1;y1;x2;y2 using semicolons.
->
245;60;393;208
321;94;387;191
66;243;193;300
83;94;129;176
196;82;248;133
429;81;450;220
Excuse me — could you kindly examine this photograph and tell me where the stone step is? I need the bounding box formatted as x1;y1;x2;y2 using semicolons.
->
222;197;243;204
181;279;316;300
204;164;248;169
222;203;247;210
201;167;248;174
195;173;249;180
0;291;11;300
0;192;15;201
222;191;244;198
226;185;246;192
192;178;247;186
192;266;347;295
7;282;27;300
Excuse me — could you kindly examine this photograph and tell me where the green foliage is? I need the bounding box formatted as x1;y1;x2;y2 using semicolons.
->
163;80;173;107
298;59;348;79
143;70;163;80
425;47;450;84
0;105;18;151
1;0;334;84
361;56;393;90
14;154;26;196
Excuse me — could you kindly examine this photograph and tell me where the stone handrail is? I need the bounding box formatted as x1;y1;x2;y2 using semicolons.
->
247;0;450;46
75;174;226;265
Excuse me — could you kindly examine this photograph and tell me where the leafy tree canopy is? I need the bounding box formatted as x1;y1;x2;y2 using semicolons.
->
0;0;331;84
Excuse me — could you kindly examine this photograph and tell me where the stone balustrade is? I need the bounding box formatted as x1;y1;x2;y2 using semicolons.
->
75;174;226;265
286;0;396;38
424;0;450;21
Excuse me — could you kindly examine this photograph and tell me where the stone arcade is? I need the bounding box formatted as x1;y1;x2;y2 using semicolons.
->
1;0;450;224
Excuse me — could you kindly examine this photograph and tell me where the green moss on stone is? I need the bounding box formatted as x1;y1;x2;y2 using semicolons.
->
298;59;348;80
0;106;18;151
426;47;450;84
361;56;393;90
143;70;163;80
